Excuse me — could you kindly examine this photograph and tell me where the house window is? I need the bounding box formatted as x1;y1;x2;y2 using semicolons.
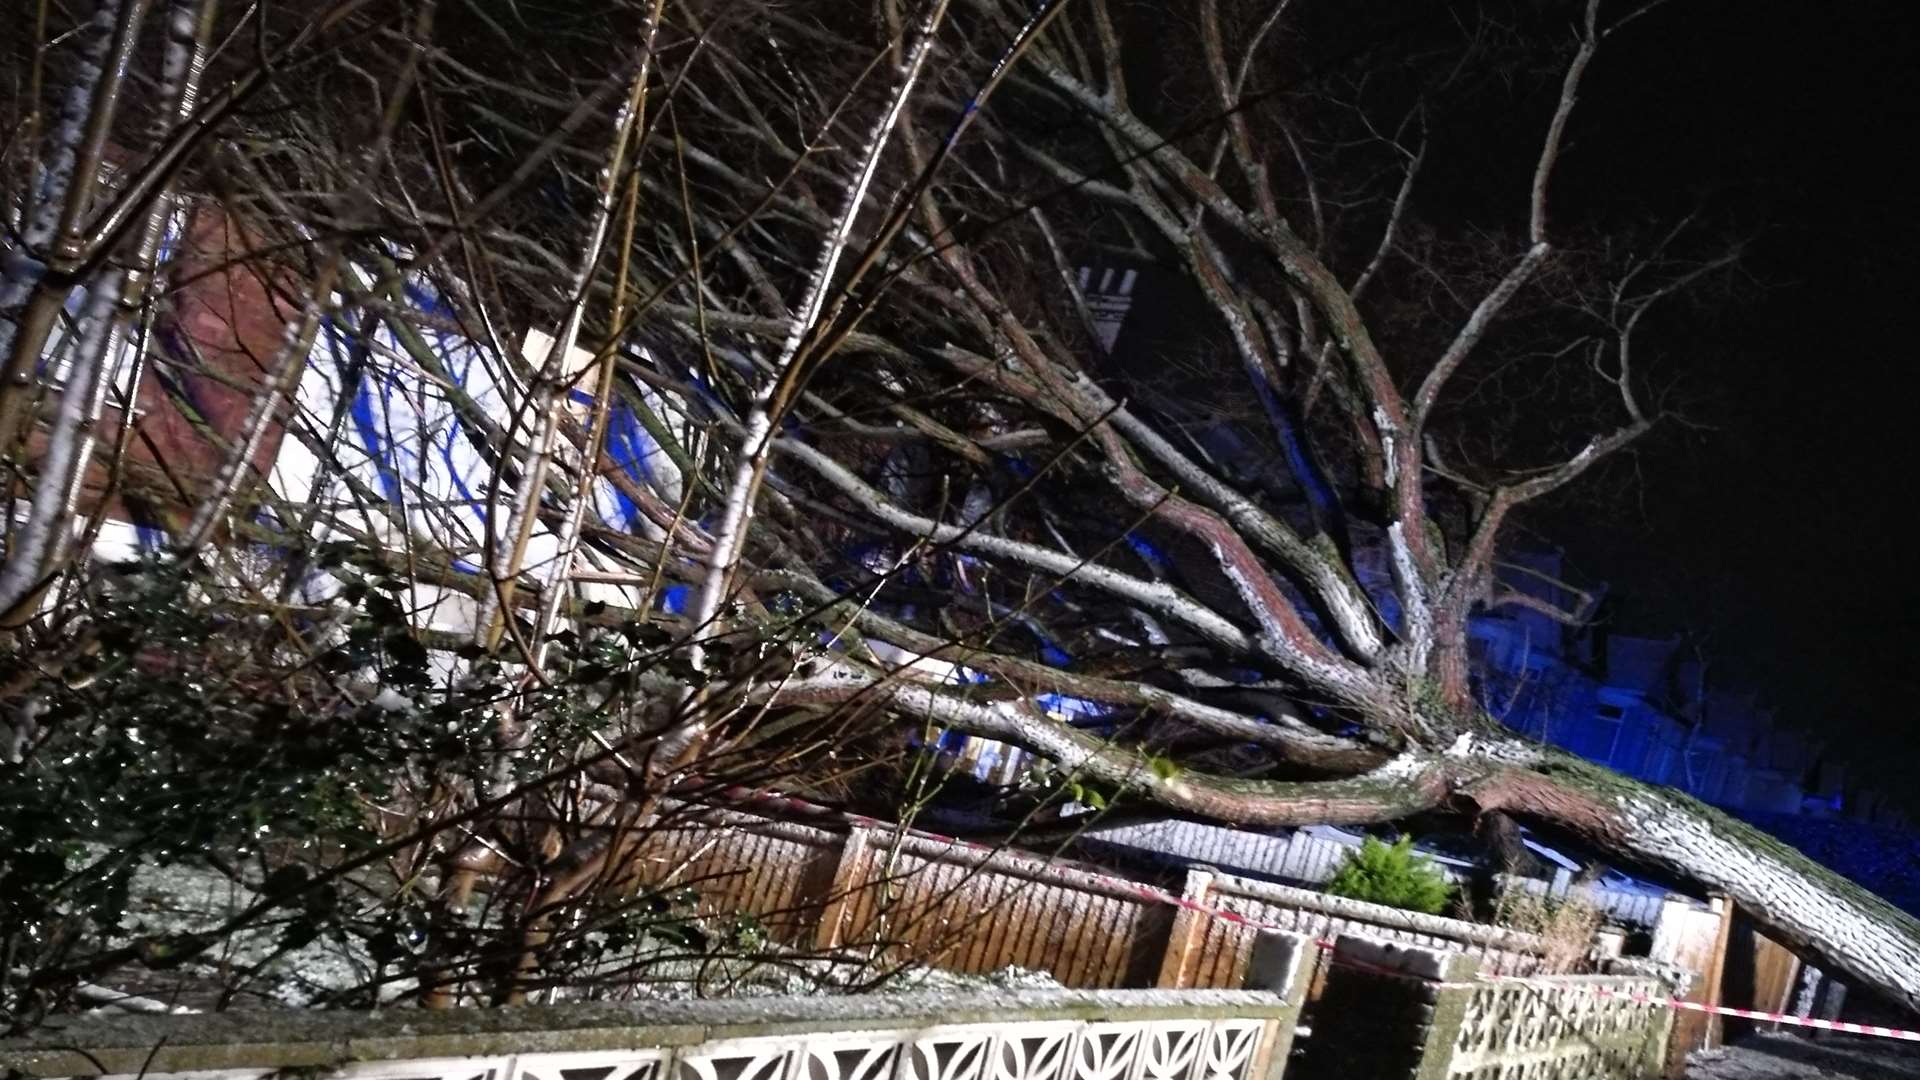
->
1587;703;1627;767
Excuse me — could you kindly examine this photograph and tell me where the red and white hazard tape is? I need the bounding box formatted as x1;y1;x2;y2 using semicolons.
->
1477;972;1920;1042
715;786;1920;1043
1642;995;1920;1042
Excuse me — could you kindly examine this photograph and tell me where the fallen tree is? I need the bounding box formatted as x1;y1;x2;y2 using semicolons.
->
4;0;1916;1018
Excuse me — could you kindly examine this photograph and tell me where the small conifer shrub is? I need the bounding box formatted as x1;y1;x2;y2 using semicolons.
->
1324;835;1455;914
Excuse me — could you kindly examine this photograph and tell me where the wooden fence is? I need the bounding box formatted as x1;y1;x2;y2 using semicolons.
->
1718;903;1803;1041
1649;894;1732;1072
1494;870;1671;927
630;809;845;943
618;807;1585;994
623;808;1174;984
815;829;1176;986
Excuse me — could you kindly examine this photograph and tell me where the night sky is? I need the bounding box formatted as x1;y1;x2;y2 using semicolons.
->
1108;2;1920;807
1520;1;1920;807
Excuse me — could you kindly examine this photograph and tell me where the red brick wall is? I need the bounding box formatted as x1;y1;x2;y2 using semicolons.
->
38;200;303;533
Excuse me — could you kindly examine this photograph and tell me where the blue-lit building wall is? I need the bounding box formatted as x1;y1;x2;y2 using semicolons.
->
1463;553;1896;823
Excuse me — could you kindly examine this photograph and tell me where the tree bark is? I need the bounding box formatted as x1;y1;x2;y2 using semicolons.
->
1464;746;1920;1014
698;649;1920;1013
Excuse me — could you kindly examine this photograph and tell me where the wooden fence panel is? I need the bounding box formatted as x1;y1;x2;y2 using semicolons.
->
620;806;1630;1003
822;829;1176;987
1721;906;1803;1041
1651;894;1732;1078
627;810;845;943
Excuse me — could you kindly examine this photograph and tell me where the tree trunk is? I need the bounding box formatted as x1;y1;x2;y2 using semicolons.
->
1138;730;1920;1011
765;660;1920;1013
1464;746;1920;1014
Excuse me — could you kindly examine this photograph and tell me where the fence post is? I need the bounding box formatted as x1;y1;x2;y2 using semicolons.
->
1652;893;1731;1076
813;826;876;951
1297;934;1480;1080
1244;929;1314;1076
1155;869;1214;987
1813;976;1849;1042
1701;894;1734;1046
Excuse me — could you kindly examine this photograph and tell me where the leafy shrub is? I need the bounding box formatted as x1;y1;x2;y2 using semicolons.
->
1324;836;1454;914
0;555;752;1029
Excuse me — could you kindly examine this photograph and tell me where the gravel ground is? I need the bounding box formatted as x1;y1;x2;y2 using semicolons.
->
1689;1035;1920;1079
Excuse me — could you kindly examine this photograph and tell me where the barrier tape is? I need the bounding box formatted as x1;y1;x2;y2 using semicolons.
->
715;786;1920;1043
1475;972;1920;1043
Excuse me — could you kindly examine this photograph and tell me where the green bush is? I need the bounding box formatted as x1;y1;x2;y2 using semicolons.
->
1324;835;1454;915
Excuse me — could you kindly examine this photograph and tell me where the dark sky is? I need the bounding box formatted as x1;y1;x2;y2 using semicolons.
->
1523;1;1920;804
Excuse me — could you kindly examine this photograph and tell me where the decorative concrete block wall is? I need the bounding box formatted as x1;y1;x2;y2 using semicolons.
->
1446;972;1673;1079
0;990;1298;1080
1240;930;1316;1074
0;942;1673;1080
1294;936;1485;1080
1157;872;1551;992
1297;935;1674;1080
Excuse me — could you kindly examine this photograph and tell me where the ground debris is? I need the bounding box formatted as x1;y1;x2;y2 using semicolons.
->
1688;1035;1920;1080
